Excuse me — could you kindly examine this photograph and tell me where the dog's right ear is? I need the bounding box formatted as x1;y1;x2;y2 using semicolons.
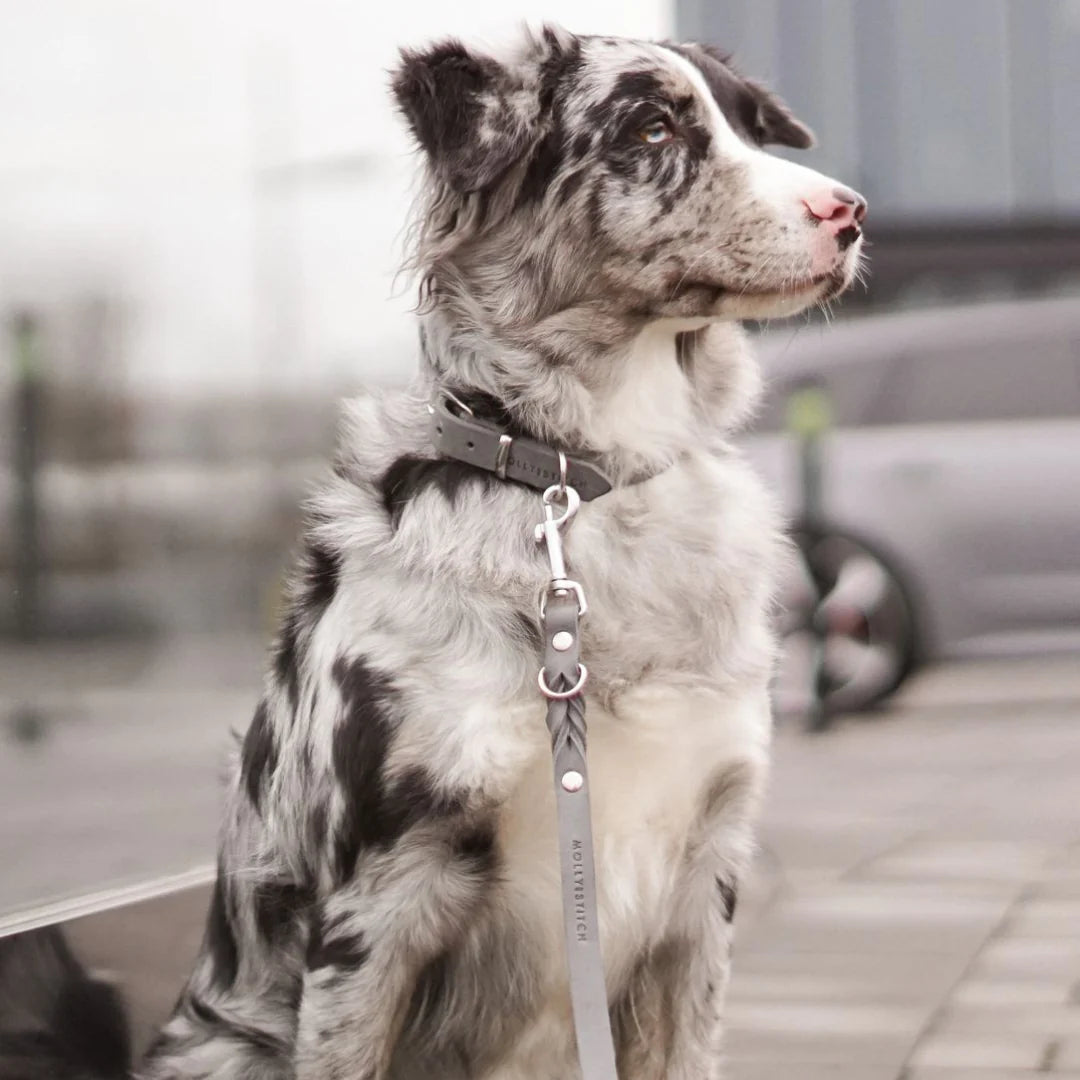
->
392;40;537;193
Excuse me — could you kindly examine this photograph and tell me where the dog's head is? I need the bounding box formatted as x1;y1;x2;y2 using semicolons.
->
393;26;865;336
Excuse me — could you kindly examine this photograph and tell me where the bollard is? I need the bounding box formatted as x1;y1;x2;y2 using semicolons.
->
9;311;47;743
12;311;44;642
785;379;834;733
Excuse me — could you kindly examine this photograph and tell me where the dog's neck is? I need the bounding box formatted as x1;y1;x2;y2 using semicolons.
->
418;306;761;484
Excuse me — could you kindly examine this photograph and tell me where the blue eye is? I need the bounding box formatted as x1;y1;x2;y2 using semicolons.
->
639;120;674;144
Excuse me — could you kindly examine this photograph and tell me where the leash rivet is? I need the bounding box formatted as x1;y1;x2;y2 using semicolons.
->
552;631;574;652
561;770;584;793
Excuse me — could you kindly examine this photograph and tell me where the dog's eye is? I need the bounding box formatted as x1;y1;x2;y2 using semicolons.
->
639;119;674;145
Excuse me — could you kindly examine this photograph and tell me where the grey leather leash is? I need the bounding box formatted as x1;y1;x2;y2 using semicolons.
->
427;389;619;1078
535;481;619;1080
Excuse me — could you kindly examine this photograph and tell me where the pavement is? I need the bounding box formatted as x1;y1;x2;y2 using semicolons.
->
731;655;1080;1080
0;634;259;918
2;640;1079;1076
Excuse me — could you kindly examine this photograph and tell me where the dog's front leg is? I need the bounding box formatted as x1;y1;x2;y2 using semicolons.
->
293;818;495;1080
661;888;737;1080
662;757;765;1080
607;757;761;1080
609;881;736;1080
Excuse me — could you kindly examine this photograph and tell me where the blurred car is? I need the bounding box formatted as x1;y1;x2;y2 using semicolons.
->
742;295;1080;714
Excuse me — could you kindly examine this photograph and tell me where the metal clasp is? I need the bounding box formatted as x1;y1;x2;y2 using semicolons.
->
535;483;588;618
535;484;579;578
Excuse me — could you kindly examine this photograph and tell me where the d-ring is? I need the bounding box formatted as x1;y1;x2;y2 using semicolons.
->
440;388;474;416
538;663;588;700
557;450;568;493
495;434;513;479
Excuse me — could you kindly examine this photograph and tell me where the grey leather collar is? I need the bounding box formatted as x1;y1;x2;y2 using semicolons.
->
429;392;613;501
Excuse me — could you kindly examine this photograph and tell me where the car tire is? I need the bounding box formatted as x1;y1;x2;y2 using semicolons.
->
778;525;919;718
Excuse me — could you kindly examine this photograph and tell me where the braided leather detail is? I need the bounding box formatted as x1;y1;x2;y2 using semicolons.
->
545;682;587;759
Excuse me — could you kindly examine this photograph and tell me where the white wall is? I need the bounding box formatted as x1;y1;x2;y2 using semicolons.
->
0;1;671;398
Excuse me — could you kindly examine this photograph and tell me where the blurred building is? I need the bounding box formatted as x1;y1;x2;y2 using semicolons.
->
0;1;668;636
0;1;668;397
679;0;1080;308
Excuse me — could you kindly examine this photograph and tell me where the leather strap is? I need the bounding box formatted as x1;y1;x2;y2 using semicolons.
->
430;394;613;501
426;393;619;1076
541;592;618;1080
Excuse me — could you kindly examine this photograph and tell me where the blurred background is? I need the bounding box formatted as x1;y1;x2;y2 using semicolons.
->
1;2;1079;1076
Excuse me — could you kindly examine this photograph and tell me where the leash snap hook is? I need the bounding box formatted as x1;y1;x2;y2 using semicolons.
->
535;483;587;617
540;481;580;527
535;484;580;577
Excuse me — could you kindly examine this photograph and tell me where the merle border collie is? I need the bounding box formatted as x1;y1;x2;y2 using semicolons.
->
130;24;865;1080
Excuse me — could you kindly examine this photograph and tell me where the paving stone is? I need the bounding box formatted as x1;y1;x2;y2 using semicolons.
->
1057;1039;1080;1069
731;1065;900;1080
738;906;998;957
971;938;1080;981
907;1033;1049;1070
1006;899;1080;937
1035;875;1080;901
859;840;1054;885
951;978;1071;1008
729;948;969;1008
785;884;1013;922
728;970;935;1010
724;1025;911;1067
724;1001;924;1036
936;1004;1080;1037
908;1072;1080;1080
892;656;1080;710
759;821;920;886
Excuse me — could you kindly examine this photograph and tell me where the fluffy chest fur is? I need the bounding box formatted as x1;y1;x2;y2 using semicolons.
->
500;681;770;927
319;403;781;1076
271;387;784;1078
496;682;771;1041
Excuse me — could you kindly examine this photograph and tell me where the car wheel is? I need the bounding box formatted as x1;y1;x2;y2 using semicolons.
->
776;527;918;719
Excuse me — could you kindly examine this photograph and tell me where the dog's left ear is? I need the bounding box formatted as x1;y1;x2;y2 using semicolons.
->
392;39;539;193
746;80;816;150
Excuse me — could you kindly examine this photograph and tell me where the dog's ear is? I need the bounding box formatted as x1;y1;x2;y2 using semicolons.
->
746;80;816;150
677;43;816;151
392;39;539;193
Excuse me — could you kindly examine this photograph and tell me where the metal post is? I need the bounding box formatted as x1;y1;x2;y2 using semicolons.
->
786;379;833;733
12;311;43;643
8;311;48;743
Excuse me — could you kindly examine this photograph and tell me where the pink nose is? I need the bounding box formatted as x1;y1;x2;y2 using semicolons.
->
803;185;868;234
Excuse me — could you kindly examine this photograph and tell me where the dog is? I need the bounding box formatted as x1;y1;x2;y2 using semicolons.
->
0;927;131;1080
139;24;865;1080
